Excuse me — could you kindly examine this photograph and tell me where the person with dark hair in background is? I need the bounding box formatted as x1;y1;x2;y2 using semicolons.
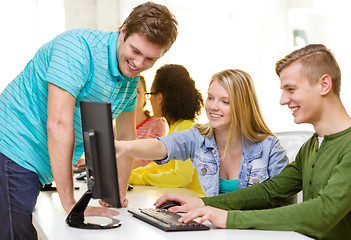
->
129;64;206;195
127;75;168;168
0;2;178;239
154;44;351;239
117;68;287;196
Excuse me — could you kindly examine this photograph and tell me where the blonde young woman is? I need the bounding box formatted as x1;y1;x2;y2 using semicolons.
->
117;69;288;196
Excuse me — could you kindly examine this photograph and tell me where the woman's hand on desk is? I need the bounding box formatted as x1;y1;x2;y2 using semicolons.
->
154;193;205;213
178;206;228;229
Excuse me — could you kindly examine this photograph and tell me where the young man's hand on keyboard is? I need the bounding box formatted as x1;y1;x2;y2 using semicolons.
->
154;193;205;213
178;206;227;229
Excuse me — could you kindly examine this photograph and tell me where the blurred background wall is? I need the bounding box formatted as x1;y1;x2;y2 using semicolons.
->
1;0;350;132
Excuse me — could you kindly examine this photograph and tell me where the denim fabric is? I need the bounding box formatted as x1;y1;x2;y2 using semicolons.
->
156;126;288;196
0;153;41;240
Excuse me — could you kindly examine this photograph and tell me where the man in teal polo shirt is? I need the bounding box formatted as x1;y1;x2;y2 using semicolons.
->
154;44;351;239
0;2;178;239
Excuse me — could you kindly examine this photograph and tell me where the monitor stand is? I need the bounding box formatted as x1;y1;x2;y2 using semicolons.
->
66;190;121;229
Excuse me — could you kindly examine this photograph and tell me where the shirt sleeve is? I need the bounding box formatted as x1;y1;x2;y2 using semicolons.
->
44;33;91;98
129;160;195;188
202;149;351;238
130;123;196;188
153;128;196;165
121;88;137;113
129;162;160;185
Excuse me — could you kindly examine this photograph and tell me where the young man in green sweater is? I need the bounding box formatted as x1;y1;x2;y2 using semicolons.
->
154;44;351;239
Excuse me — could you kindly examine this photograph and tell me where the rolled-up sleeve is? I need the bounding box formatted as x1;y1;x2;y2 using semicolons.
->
154;128;196;165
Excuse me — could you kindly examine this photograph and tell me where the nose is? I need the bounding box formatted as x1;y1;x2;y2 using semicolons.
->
134;57;155;71
279;91;290;106
208;100;219;111
133;56;143;68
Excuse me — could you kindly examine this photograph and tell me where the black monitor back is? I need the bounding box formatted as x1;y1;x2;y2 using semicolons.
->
80;101;121;208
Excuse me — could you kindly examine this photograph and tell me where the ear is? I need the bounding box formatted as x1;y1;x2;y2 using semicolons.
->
120;25;127;39
156;92;163;105
320;74;332;96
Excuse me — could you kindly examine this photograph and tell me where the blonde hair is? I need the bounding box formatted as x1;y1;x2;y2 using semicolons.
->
195;69;274;156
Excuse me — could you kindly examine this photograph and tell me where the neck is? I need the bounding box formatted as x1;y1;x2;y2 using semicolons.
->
166;117;176;126
313;96;351;137
214;127;241;151
136;109;148;126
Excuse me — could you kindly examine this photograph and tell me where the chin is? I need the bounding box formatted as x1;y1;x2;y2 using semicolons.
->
293;118;304;124
209;123;220;129
123;70;137;78
120;66;138;78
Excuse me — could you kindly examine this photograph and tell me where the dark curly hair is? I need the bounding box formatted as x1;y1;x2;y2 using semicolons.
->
152;64;203;122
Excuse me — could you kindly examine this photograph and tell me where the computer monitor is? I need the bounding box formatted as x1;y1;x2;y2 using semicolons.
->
66;101;121;229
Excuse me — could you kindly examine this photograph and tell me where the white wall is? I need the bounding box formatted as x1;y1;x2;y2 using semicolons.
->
2;0;351;133
0;0;65;92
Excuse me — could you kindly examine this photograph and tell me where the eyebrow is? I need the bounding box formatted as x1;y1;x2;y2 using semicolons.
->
207;92;229;99
281;83;296;89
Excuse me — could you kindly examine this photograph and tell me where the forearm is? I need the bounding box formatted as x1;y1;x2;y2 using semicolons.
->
225;195;343;238
118;139;167;160
117;154;133;199
47;82;77;213
202;183;273;210
47;122;75;213
202;166;342;236
203;165;302;210
115;111;137;202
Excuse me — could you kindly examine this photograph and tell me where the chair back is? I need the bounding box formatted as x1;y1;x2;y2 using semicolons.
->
275;131;314;163
275;131;314;204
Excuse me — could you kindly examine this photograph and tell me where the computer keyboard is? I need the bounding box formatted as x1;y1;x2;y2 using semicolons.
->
127;208;210;232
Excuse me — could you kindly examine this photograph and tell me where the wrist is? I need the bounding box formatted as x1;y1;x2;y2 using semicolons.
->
200;197;206;207
61;198;76;214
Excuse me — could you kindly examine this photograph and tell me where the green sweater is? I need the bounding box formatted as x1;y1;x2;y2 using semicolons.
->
202;127;351;239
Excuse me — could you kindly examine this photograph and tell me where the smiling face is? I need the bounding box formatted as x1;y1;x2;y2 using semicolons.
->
117;26;166;78
280;62;322;125
205;80;232;131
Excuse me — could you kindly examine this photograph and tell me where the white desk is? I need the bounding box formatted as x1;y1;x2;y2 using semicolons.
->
33;180;312;240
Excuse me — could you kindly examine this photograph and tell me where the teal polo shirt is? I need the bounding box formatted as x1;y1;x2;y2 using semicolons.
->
0;28;139;184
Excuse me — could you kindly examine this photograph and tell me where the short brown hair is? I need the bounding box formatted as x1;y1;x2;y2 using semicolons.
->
120;2;178;53
275;44;341;96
